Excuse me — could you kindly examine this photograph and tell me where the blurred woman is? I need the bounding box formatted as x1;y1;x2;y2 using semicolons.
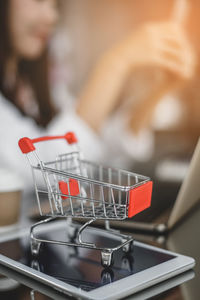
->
0;0;196;191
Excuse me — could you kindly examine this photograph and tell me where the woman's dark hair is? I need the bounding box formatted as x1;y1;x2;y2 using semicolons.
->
0;0;57;127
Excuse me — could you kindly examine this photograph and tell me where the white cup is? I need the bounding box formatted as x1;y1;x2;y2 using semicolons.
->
0;169;24;227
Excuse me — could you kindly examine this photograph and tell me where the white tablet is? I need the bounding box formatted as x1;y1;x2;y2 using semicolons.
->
0;220;195;300
0;265;194;300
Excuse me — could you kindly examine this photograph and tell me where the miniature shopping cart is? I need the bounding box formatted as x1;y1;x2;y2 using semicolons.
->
18;132;153;267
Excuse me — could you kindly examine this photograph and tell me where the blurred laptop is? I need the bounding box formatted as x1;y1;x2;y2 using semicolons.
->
104;137;200;234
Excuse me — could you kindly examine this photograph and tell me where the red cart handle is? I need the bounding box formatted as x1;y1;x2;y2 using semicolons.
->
18;132;78;154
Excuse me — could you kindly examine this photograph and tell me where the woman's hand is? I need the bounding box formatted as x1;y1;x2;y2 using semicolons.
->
115;21;196;79
77;21;196;132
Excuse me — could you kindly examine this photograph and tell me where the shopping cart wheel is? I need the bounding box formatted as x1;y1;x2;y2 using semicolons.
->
122;240;134;253
31;240;41;257
101;268;114;284
101;251;114;268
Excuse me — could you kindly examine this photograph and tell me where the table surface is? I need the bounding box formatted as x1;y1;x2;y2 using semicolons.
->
0;196;199;300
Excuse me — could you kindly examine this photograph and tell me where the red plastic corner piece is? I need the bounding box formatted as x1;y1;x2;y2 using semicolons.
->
59;181;69;200
128;181;153;218
18;137;35;154
65;132;78;144
69;178;80;196
59;179;80;200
